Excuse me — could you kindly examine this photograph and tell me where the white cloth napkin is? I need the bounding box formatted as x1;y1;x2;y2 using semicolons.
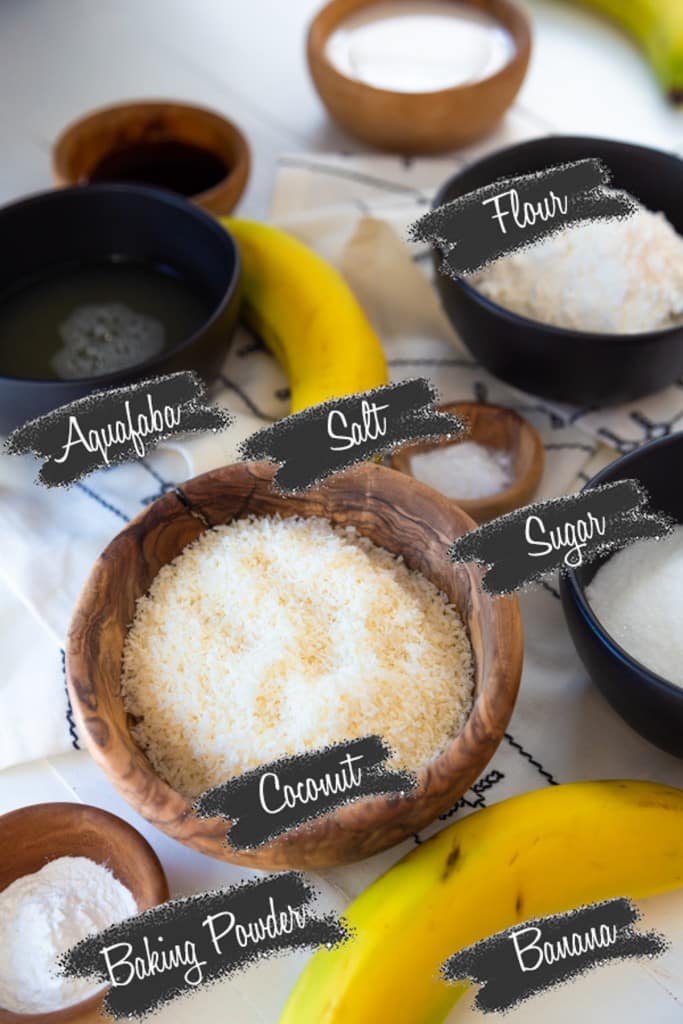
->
1;106;682;811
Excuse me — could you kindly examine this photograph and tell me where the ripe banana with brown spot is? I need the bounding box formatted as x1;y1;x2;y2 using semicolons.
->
279;780;683;1023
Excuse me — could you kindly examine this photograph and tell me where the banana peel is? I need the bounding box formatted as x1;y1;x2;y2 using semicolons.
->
221;218;388;412
279;780;683;1023
574;0;683;100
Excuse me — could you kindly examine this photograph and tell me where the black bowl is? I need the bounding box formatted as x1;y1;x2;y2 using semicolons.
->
433;136;683;407
560;433;683;757
0;184;241;433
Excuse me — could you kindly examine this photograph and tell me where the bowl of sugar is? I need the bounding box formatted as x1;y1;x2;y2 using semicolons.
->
0;184;241;433
560;433;683;757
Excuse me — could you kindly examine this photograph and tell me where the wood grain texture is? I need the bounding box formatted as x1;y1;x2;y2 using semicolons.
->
0;802;168;1023
52;100;250;215
66;461;523;870
391;401;544;522
307;0;532;153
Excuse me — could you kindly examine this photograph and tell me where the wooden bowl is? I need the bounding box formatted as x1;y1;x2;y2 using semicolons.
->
307;0;531;153
0;802;168;1024
66;461;523;870
53;100;250;215
391;401;544;522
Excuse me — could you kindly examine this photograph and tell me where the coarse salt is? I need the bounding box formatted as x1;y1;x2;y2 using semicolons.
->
409;440;512;500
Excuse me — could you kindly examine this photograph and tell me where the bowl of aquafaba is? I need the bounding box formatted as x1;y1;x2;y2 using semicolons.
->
0;183;241;433
561;433;683;757
66;461;523;870
433;136;683;406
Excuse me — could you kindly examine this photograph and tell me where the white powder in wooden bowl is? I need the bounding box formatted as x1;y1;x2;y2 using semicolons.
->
121;515;474;797
0;856;136;1014
470;198;683;333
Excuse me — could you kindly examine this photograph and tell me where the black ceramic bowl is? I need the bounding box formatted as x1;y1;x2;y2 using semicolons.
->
0;184;241;433
560;433;683;757
433;136;683;406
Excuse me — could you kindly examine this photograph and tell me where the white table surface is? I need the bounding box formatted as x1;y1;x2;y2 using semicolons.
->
1;2;682;1021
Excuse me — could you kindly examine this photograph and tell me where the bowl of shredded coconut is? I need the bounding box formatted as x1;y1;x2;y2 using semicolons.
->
0;802;168;1021
433;136;683;406
66;461;523;870
560;432;683;758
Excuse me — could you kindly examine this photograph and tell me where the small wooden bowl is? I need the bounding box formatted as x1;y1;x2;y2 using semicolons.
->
307;0;531;153
53;100;250;215
67;461;522;870
391;402;544;522
0;802;168;1024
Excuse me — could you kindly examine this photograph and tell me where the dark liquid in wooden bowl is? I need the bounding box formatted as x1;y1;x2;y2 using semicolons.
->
0;260;212;380
87;140;228;197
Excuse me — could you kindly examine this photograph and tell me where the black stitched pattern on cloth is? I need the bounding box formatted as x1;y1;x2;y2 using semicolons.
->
504;733;558;786
61;649;80;750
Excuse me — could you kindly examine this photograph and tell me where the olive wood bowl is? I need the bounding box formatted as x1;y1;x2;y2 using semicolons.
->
307;0;531;153
0;802;168;1024
66;461;523;870
391;401;544;522
53;100;250;215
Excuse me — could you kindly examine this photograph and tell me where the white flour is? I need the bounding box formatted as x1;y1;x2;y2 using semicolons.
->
0;855;137;1013
470;198;683;333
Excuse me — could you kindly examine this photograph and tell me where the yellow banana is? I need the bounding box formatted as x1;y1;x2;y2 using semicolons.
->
221;218;388;412
574;0;683;100
280;780;683;1024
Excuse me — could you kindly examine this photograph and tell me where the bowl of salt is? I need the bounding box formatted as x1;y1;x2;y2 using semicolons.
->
561;432;683;758
390;401;544;523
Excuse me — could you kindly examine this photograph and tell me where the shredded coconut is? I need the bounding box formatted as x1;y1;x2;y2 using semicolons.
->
586;525;683;688
0;855;137;1013
121;515;474;796
410;441;512;499
469;197;683;333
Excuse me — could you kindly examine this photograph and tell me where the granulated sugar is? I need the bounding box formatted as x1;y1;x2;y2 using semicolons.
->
121;515;474;797
586;525;683;687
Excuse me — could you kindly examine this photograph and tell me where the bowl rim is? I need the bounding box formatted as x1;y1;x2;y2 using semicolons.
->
307;0;532;100
66;460;523;867
0;182;241;388
562;432;683;702
432;134;683;343
52;98;251;208
0;801;168;1023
